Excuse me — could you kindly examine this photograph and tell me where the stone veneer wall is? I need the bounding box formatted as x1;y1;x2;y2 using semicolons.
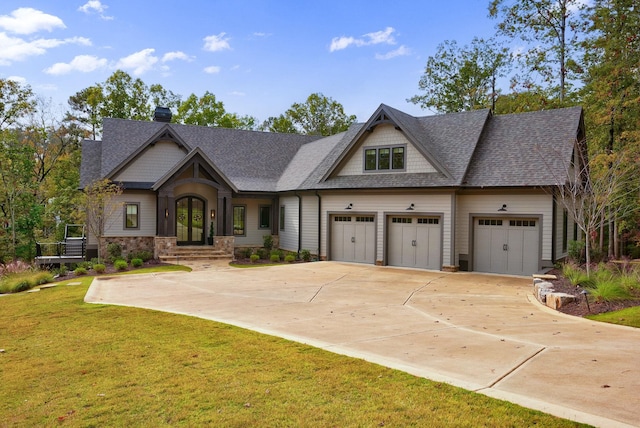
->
154;236;178;258
214;236;234;256
101;236;155;259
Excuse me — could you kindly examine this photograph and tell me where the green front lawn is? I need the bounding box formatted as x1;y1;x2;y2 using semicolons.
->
0;277;586;427
586;306;640;328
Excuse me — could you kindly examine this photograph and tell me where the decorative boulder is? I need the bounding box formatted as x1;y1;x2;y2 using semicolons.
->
546;292;576;310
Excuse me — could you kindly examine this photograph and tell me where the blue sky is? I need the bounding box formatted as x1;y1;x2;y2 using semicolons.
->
0;1;498;122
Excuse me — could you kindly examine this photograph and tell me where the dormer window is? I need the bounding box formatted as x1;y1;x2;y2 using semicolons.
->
364;146;405;172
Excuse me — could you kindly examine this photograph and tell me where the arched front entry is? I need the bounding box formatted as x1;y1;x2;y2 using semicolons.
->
176;196;205;245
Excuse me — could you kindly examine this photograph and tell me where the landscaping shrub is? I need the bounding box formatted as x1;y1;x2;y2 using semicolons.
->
0;270;53;294
94;263;106;274
250;254;260;263
300;249;311;262
127;250;153;262
270;254;281;263
131;258;143;268
588;279;632;303
0;260;32;276
257;248;269;260
74;267;88;276
284;254;296;263
107;242;122;262
270;249;284;259
240;247;253;258
567;240;585;263
263;234;274;250
114;259;128;271
562;263;593;288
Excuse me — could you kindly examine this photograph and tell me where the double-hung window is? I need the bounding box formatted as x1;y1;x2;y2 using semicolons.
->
124;203;139;229
364;146;405;171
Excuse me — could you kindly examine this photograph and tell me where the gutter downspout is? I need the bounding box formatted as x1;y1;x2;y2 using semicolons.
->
551;189;557;264
295;193;302;257
316;191;321;260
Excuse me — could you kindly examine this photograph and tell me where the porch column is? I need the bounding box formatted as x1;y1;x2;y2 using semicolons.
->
217;190;232;236
157;193;175;237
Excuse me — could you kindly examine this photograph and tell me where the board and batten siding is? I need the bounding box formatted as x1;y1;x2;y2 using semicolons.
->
232;198;274;247
104;191;157;237
455;193;553;264
336;124;436;176
320;193;452;266
278;195;299;252
113;141;186;182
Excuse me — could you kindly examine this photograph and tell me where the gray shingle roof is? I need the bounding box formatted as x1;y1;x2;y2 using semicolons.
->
463;106;583;187
82;104;583;193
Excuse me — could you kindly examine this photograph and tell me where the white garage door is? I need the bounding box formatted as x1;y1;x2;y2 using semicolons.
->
474;218;539;276
388;216;441;270
330;215;376;264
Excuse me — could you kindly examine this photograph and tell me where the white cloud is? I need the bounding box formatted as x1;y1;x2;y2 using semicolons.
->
162;51;193;62
0;33;91;65
6;75;27;84
375;45;411;60
0;8;65;35
330;26;396;52
116;48;158;75
204;66;221;74
203;33;231;52
78;1;114;20
44;55;108;75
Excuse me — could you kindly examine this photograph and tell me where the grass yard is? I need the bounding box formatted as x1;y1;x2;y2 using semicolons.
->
0;277;587;427
586;306;640;328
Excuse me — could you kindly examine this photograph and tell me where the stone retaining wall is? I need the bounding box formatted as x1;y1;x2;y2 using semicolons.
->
101;236;155;259
532;275;576;310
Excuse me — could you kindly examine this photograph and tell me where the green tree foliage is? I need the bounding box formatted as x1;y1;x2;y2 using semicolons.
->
66;70;182;136
66;85;103;139
173;91;256;129
489;0;584;102
261;93;356;136
409;38;511;113
579;0;640;257
0;129;40;261
0;78;36;129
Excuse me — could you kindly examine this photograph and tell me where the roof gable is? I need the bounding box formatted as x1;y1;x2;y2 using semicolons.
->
153;147;237;192
322;104;454;180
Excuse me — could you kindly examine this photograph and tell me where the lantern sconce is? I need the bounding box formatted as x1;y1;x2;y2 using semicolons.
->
165;208;169;218
211;209;216;219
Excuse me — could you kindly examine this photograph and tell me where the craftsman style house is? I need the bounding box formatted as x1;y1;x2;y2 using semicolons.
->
80;104;585;276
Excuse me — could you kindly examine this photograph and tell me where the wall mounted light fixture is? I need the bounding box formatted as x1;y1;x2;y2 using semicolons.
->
406;203;415;211
345;203;353;210
498;204;507;212
165;208;169;218
211;209;216;219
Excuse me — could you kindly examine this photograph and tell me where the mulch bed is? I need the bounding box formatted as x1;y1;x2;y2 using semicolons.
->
546;268;640;317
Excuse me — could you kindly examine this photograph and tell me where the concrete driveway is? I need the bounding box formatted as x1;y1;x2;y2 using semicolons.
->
85;261;640;427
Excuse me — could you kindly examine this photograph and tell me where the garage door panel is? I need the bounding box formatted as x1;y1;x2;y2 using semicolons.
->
388;216;441;270
474;218;539;276
331;215;375;264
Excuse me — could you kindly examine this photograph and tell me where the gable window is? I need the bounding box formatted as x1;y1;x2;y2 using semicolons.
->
259;205;271;229
233;205;246;236
124;203;139;229
364;146;405;171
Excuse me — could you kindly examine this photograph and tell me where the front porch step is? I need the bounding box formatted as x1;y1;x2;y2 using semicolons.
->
159;245;233;263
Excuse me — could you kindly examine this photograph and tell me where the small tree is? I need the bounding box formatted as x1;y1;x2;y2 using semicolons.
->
547;141;639;275
81;179;123;261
